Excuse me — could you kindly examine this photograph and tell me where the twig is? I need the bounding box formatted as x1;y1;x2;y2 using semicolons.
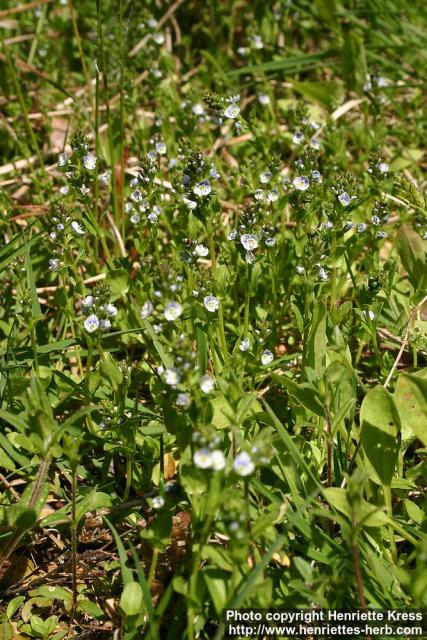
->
0;0;55;20
383;295;427;388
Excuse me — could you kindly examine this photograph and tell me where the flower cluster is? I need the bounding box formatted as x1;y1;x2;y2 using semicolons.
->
81;285;118;334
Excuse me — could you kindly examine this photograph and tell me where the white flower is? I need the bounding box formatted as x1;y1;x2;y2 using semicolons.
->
363;310;376;321
200;374;215;393
84;314;99;333
209;167;220;179
80;184;90;196
176;392;191;409
147;212;158;224
164;301;183;321
376;76;389;88
152;495;165;509
193;180;211;197
358;223;367;233
58;151;68;167
258;93;270;105
296;265;305;275
130;213;141;224
48;258;60;272
183;195;197;210
311;170;322;183
194;244;209;257
60;185;69;195
233;452;255;476
254;189;265;202
152;32;165;45
252;34;263;49
224;104;240;119
261;349;274;365
192;103;204;115
338;192;351;206
265;237;276;247
71;221;85;235
210;450;226;471
228;230;238;241
106;303;118;317
82;295;94;308
318;266;329;281
100;318;111;330
131;189;143;202
165;367;181;386
292;131;304;145
99;171;110;185
240;234;259;251
293;176;309;191
378;162;389;174
267;189;279;202
239;337;250;352
193;448;213;469
204;295;219;312
140;300;153;319
259;171;272;184
83;152;97;170
155;141;167;155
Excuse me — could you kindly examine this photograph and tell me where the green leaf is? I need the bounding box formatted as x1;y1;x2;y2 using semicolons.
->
120;581;143;617
76;491;112;523
292;80;343;110
31;586;72;603
7;505;37;529
305;302;326;377
99;352;123;389
341;29;367;92
396;225;426;290
394;374;427;447
103;516;133;585
105;267;130;298
271;374;324;417
203;568;228;614
324;488;391;527
404;499;424;525
360;386;401;486
77;598;105;619
30;614;57;637
6;596;24;620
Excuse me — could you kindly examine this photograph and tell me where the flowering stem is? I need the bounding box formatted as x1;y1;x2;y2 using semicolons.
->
217;306;228;360
67;0;93;109
148;548;159;589
85;341;93;397
243;288;250;338
119;0;125;241
123;454;132;503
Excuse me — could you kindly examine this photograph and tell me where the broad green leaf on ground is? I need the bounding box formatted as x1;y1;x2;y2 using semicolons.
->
360;386;401;486
394;374;427;447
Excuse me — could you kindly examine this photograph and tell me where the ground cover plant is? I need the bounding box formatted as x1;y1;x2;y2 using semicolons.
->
0;0;426;638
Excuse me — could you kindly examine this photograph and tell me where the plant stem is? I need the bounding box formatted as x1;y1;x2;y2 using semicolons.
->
67;0;93;108
71;467;78;611
0;455;51;572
